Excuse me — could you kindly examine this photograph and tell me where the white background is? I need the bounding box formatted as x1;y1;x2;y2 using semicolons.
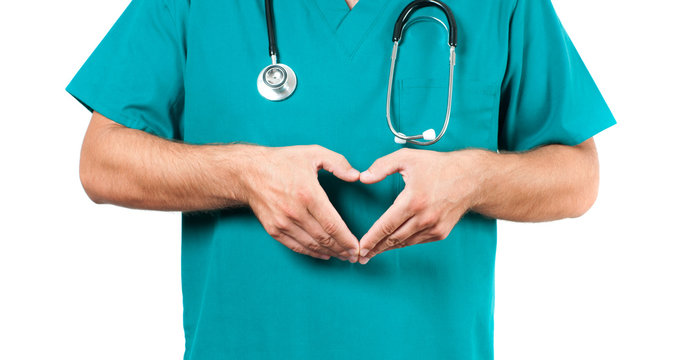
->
1;0;686;359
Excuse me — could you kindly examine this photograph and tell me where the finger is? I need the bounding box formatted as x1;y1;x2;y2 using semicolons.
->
291;207;358;262
307;186;360;257
275;232;332;260
359;150;407;184
281;222;344;260
314;146;360;182
392;229;441;249
359;192;413;260
366;231;429;259
360;218;413;263
363;215;432;262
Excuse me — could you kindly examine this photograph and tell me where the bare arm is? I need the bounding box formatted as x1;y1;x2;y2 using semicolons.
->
472;139;599;222
356;140;600;263
80;112;361;262
80;112;252;211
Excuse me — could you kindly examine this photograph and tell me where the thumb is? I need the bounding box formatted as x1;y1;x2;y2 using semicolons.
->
316;147;360;182
360;151;405;184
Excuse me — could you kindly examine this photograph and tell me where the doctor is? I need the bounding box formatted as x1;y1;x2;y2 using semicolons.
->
68;0;615;359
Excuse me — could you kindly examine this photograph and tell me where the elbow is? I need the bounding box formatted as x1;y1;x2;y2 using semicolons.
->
79;158;107;205
568;184;598;218
79;112;130;206
568;168;600;219
567;138;600;219
79;140;115;205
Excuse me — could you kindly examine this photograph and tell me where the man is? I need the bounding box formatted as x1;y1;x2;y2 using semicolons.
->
67;0;615;358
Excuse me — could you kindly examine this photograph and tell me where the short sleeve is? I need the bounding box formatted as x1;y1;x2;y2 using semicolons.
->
66;0;186;140
498;0;616;152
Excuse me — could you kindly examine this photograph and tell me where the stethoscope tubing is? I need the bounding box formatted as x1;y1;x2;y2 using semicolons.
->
265;0;279;59
258;0;458;145
386;0;458;145
393;0;457;47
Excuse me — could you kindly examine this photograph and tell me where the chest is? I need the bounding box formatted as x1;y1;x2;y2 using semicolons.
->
180;0;509;160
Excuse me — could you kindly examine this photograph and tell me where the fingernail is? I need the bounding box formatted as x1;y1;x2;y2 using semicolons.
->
337;256;347;261
360;170;370;178
360;249;369;257
359;257;370;265
320;255;331;260
348;256;357;263
348;169;359;178
348;249;358;257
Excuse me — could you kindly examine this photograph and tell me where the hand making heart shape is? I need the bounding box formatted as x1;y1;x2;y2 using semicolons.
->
243;145;487;264
357;147;486;264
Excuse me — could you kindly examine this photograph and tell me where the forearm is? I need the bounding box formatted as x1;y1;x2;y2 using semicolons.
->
79;113;257;211
470;139;599;222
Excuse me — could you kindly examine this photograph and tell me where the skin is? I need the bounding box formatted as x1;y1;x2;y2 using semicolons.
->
80;112;599;264
356;142;599;264
80;112;361;262
338;0;597;264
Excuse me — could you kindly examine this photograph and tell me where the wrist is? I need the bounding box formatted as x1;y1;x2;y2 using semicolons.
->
459;149;500;211
208;143;268;206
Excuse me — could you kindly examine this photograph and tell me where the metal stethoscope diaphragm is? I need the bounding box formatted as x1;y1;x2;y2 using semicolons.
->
257;55;297;101
257;0;297;101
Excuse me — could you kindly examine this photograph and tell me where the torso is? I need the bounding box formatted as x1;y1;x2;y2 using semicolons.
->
180;1;512;358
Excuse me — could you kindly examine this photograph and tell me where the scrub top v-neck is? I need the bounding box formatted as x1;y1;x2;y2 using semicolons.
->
66;0;616;359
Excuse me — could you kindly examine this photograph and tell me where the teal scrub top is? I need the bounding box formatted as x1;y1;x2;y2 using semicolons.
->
66;0;616;359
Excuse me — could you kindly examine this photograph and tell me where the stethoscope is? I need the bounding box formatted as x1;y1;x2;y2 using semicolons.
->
257;0;457;146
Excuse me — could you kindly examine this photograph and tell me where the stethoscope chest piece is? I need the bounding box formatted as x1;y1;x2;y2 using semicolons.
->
257;62;297;101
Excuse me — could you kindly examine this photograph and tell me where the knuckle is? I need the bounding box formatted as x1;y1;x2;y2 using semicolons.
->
408;197;428;213
385;237;402;247
424;212;440;226
315;235;335;248
428;226;448;240
387;243;402;251
417;215;435;228
282;205;300;220
265;225;281;238
306;242;323;252
321;221;339;236
272;217;290;232
380;222;397;236
296;189;313;205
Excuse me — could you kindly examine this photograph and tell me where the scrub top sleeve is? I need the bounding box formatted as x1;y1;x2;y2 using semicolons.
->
497;0;616;153
66;0;186;140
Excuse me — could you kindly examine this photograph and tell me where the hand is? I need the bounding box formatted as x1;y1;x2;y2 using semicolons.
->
357;148;487;264
241;145;361;262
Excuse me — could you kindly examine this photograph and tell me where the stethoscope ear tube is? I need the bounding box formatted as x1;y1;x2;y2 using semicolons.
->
386;4;458;146
265;0;279;58
392;0;457;47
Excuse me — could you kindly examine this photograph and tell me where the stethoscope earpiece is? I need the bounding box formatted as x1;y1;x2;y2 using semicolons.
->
393;128;437;144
